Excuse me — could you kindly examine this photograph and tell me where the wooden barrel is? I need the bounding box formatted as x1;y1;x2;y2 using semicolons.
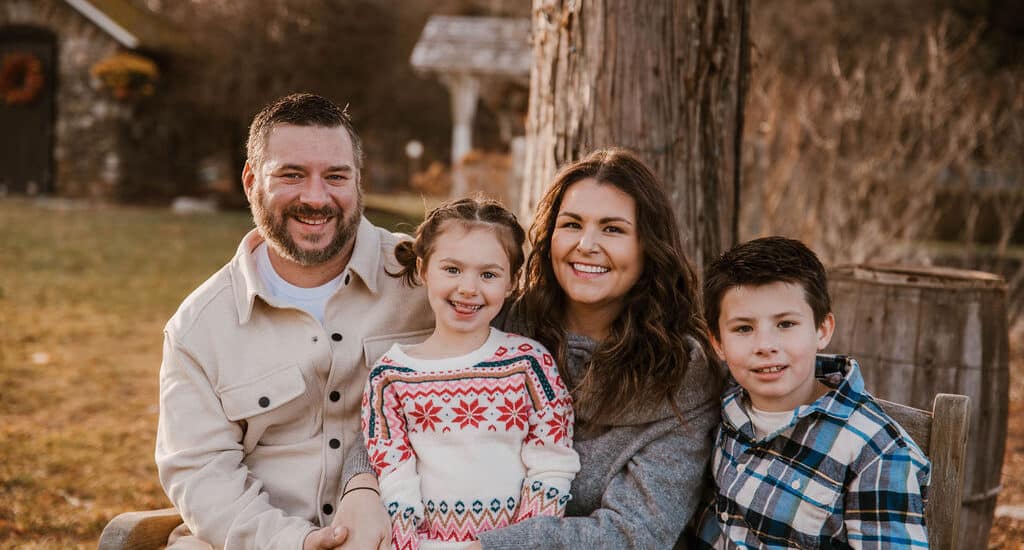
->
828;265;1009;548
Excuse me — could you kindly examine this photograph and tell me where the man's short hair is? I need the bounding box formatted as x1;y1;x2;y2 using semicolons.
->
246;92;363;172
703;236;832;339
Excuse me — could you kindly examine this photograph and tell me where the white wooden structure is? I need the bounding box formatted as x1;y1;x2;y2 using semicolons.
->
410;15;530;198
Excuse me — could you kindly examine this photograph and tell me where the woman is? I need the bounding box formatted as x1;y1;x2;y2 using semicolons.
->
473;148;723;549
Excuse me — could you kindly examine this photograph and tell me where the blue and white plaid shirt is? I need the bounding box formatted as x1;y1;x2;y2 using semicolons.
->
697;356;930;549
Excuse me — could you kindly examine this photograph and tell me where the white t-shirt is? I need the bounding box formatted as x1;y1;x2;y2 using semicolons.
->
255;242;343;325
747;404;795;439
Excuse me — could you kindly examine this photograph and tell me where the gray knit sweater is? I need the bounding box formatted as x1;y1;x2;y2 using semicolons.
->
478;314;722;549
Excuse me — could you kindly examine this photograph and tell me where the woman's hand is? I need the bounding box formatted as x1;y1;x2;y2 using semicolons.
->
333;473;392;549
304;525;347;550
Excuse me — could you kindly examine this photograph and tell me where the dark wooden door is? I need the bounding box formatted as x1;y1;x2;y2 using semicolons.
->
0;26;56;195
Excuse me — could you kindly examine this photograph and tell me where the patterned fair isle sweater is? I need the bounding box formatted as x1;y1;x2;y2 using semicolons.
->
362;328;581;550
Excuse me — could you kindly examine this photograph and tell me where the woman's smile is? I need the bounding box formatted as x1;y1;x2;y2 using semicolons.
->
551;178;643;316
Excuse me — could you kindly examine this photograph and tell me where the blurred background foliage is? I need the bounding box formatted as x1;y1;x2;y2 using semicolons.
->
741;0;1024;320
126;0;1023;317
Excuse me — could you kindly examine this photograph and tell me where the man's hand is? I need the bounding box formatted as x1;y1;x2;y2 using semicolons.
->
303;525;348;550
333;473;391;549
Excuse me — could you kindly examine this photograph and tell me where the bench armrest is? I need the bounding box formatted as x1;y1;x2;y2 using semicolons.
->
98;507;182;550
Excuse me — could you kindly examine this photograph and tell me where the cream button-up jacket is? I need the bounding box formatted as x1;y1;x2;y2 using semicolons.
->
156;218;433;549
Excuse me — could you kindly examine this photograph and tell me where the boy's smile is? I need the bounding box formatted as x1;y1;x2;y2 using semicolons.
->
712;281;835;412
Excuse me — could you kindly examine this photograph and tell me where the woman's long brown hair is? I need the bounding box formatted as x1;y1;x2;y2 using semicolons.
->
520;148;711;424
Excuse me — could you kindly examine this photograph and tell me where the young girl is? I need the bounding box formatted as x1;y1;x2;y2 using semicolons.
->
361;198;580;550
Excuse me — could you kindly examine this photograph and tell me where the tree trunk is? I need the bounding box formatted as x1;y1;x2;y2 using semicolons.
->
520;0;750;270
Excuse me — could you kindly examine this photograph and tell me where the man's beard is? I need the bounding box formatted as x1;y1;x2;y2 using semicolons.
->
250;188;362;267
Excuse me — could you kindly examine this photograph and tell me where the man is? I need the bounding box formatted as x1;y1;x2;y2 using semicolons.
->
156;93;433;549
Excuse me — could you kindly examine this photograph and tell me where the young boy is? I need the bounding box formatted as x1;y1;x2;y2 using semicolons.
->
697;236;930;549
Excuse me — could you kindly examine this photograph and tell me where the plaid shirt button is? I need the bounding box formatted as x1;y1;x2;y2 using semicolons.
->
790;479;801;489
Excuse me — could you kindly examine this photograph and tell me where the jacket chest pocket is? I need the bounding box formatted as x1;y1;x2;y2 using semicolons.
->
218;364;317;448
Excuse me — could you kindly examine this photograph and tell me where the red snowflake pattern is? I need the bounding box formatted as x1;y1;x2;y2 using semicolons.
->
393;441;413;462
408;400;442;432
452;398;487;428
369;447;390;472
496;396;530;431
544;411;569;444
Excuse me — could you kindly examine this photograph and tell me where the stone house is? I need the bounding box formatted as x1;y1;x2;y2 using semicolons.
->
0;0;530;202
0;0;212;200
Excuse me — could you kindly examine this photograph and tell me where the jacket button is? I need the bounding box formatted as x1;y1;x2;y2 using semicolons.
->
329;391;341;402
322;503;333;515
329;438;341;449
258;396;270;408
331;333;343;342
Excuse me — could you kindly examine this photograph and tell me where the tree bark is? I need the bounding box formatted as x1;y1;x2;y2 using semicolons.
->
521;0;750;271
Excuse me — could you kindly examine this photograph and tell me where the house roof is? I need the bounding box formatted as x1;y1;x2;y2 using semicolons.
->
63;0;184;52
410;15;530;80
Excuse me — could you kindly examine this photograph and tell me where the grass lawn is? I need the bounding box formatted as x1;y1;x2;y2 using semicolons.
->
0;198;415;549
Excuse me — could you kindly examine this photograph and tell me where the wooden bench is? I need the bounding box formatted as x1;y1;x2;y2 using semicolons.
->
98;393;970;550
877;393;971;550
98;507;182;550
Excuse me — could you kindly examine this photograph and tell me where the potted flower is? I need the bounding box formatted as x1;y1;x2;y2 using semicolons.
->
90;51;158;101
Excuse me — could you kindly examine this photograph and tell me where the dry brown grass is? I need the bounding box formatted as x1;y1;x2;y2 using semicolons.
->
0;198;413;549
744;3;1024;323
991;322;1024;548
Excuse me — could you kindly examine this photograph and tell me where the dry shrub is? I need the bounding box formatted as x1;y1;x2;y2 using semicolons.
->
410;150;515;207
460;150;514;206
411;161;451;196
744;4;1024;322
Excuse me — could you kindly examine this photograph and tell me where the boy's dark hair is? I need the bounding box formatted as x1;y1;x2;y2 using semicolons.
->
703;236;831;339
246;92;363;172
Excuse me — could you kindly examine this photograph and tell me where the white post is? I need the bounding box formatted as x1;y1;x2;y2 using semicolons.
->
441;73;480;198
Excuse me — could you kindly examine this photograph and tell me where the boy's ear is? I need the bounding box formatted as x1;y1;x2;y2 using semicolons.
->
416;257;424;281
816;312;836;351
709;331;727;361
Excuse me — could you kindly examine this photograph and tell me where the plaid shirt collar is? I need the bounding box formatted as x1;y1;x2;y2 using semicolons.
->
721;355;867;441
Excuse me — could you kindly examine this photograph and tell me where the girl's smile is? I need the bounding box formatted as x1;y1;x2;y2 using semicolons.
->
413;224;513;358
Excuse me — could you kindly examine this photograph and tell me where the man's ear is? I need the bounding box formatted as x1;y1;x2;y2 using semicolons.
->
242;162;256;201
416;257;424;282
817;312;836;351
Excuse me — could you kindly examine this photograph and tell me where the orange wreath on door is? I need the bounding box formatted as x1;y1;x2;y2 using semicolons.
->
0;51;45;106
